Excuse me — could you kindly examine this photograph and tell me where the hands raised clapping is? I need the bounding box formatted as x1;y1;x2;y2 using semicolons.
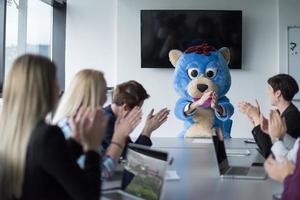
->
69;106;108;152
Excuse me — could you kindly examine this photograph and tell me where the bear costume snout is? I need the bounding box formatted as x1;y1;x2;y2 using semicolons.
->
187;76;217;99
197;84;208;93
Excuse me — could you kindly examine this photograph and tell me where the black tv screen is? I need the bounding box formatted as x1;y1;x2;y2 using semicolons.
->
141;10;242;69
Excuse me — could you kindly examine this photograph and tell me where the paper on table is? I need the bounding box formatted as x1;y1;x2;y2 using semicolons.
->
165;170;180;181
192;138;212;144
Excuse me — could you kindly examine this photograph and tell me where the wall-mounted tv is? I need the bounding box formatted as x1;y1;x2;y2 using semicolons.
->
141;10;242;69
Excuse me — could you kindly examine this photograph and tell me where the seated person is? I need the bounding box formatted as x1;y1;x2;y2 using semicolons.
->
0;55;104;200
267;109;299;163
239;74;300;158
53;70;142;179
264;110;299;200
264;152;296;200
102;80;170;157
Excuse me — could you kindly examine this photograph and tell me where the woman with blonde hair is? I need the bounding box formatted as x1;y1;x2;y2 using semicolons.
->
53;69;142;179
0;54;106;200
53;69;108;123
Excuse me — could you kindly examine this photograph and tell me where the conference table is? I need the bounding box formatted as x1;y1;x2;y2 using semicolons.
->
102;138;282;200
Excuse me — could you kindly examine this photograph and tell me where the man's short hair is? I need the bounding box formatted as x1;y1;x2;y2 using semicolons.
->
112;80;150;109
267;74;299;101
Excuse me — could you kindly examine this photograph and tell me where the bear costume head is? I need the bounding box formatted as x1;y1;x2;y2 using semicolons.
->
170;44;231;102
170;43;234;138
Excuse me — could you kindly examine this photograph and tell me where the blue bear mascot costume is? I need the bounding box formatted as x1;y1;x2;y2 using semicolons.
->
169;43;234;138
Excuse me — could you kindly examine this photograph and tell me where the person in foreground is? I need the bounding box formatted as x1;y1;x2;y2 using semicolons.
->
53;69;142;179
239;74;300;158
264;109;299;200
0;54;105;200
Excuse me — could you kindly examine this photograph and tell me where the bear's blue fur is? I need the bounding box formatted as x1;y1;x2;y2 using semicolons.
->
171;44;234;138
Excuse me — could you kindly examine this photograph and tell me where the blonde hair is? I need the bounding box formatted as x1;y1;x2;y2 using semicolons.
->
0;54;57;199
52;69;106;124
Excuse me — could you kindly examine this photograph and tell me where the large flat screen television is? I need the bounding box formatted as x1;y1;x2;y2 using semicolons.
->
141;10;242;69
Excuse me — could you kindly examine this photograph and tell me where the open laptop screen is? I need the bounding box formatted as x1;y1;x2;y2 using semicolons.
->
212;135;230;174
121;144;168;200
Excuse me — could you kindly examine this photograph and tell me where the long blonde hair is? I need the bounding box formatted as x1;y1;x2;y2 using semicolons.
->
0;54;57;199
52;69;106;124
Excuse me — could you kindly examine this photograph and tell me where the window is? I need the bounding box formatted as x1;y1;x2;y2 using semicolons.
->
0;0;6;92
26;0;52;58
5;0;20;73
0;0;66;93
5;0;52;72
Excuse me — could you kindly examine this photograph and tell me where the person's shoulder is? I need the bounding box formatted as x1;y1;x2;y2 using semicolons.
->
285;103;299;114
103;105;114;116
103;105;111;112
103;105;117;124
284;106;300;120
34;120;61;133
31;121;64;144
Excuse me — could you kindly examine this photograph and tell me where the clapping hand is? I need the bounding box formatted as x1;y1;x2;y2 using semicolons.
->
238;100;262;126
267;109;286;139
113;106;143;144
69;106;108;152
142;108;170;137
194;91;213;107
264;155;295;182
211;91;224;115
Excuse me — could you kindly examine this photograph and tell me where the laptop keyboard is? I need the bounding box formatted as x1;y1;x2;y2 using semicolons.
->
226;167;249;175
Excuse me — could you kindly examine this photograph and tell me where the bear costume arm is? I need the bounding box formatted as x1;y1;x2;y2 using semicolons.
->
214;96;234;121
175;98;196;121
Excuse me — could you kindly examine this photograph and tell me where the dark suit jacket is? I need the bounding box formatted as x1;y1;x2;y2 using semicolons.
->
252;103;300;158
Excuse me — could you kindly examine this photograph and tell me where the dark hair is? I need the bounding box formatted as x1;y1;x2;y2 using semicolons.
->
112;80;150;109
267;74;299;101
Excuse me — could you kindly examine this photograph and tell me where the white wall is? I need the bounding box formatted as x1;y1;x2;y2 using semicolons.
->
279;0;300;108
116;0;278;138
66;0;283;138
65;0;117;88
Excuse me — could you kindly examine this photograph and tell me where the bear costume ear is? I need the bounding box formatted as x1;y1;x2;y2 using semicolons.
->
219;47;230;65
169;50;182;67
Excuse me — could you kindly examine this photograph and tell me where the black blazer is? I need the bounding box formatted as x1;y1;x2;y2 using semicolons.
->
252;103;300;158
20;121;101;200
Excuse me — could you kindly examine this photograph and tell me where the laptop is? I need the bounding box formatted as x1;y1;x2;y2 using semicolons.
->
212;134;267;180
101;144;169;200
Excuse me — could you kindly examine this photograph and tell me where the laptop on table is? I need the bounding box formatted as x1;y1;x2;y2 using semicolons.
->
101;144;169;200
212;134;267;180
